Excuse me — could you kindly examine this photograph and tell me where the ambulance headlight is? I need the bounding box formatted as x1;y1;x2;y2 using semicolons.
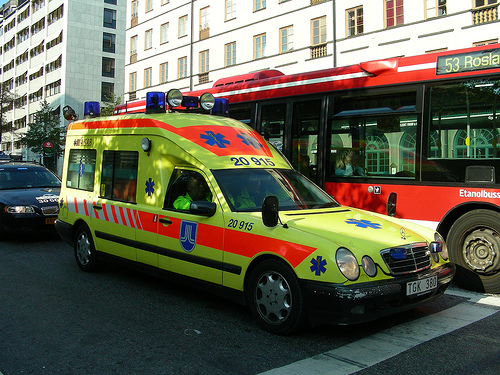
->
361;255;377;277
166;89;183;108
199;92;215;111
5;205;35;214
336;248;359;281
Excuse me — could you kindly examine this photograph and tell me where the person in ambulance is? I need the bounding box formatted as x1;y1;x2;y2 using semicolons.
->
56;91;455;335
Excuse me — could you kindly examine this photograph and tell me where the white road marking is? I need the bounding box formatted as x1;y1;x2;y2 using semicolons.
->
260;289;499;375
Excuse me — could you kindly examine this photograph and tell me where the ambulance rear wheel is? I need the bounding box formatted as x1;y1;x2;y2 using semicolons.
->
448;209;500;294
247;259;307;335
74;224;99;272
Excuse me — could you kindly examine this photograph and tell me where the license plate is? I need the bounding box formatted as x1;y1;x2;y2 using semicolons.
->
406;276;437;296
45;218;56;225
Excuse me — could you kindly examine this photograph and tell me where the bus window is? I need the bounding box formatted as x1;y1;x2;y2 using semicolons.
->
291;100;321;181
330;92;418;179
260;103;286;152
228;103;253;126
426;78;500;183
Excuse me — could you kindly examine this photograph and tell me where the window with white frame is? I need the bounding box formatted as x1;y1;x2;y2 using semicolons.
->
254;33;266;59
225;42;236;66
146;0;153;12
311;16;326;46
425;0;446;18
130;72;137;92
199;50;209;73
160;63;168;83
144;68;152;88
225;0;235;21
385;0;404;28
346;6;363;36
161;23;169;44
178;57;187;78
145;29;152;50
200;7;209;30
255;0;266;11
280;26;293;53
179;15;188;37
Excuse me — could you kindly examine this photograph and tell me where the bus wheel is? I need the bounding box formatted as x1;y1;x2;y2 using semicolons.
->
247;259;307;335
448;209;500;294
74;224;99;272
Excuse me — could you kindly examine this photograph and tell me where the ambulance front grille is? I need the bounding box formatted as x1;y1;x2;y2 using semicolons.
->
380;242;431;275
41;206;59;215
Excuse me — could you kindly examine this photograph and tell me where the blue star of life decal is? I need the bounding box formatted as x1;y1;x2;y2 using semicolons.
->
345;218;382;229
78;162;85;177
236;133;263;150
145;178;155;196
310;256;327;276
200;131;230;148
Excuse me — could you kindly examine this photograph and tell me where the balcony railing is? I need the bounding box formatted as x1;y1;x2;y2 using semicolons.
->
472;4;498;25
310;44;327;59
198;73;209;84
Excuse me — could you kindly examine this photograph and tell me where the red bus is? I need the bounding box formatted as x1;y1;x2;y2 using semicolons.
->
117;44;500;294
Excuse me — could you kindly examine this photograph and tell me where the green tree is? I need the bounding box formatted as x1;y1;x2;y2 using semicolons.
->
100;93;122;117
0;82;17;145
20;100;65;171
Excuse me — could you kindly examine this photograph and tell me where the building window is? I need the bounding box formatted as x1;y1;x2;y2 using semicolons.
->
102;57;115;78
178;57;187;79
146;0;153;12
346;6;363;36
160;22;169;44
225;42;236;67
162;0;170;5
45;80;61;97
199;50;209;73
472;0;498;24
105;0;117;4
179;15;188;38
103;33;115;53
145;29;152;50
311;16;326;46
425;0;446;18
104;8;117;29
200;6;209;39
144;68;152;88
131;0;138;27
474;0;498;7
385;0;403;28
280;26;293;53
225;0;235;21
102;82;114;102
254;33;266;59
254;0;266;11
160;63;168;84
129;72;137;96
474;39;498;46
130;35;137;63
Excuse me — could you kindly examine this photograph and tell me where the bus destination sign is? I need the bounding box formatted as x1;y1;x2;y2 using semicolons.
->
436;48;500;75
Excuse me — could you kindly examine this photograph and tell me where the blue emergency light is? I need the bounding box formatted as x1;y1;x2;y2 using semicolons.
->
145;92;166;114
430;241;442;253
84;101;100;118
211;98;229;116
390;247;407;260
181;96;199;108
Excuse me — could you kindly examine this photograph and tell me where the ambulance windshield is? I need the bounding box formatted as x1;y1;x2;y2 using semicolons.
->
213;169;338;212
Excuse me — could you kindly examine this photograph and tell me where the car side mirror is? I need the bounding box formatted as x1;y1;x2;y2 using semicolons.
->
262;195;279;227
190;201;216;217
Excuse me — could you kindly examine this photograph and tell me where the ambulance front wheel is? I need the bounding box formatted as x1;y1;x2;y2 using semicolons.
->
74;224;99;272
247;259;307;335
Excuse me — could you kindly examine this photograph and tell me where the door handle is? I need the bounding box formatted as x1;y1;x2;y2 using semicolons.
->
93;204;102;211
159;217;172;225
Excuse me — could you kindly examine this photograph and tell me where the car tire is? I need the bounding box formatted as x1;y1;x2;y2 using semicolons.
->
448;209;500;294
74;224;99;272
247;259;307;335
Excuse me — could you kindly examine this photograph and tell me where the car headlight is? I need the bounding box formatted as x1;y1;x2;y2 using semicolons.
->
5;205;35;214
361;255;377;277
336;247;359;281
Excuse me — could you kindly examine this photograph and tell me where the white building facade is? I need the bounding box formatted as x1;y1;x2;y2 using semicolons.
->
0;0;126;167
125;0;499;103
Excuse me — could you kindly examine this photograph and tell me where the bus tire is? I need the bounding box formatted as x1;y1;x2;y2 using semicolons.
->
74;224;99;272
247;259;307;335
448;209;500;294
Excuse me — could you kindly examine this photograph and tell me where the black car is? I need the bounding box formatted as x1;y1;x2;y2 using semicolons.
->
0;162;61;239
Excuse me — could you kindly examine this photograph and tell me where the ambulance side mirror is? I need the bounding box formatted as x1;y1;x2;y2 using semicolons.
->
190;201;216;217
262;195;279;227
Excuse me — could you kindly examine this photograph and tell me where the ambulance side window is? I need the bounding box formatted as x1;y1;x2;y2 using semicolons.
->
101;151;139;202
66;149;97;191
164;170;212;210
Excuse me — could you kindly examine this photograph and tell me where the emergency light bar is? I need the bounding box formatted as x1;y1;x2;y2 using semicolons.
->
145;92;166;114
84;102;100;118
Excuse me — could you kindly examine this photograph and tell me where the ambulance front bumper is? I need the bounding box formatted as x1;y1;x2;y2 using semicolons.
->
304;262;455;326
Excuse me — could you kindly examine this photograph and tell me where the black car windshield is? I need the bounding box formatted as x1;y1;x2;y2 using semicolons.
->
213;168;339;212
0;167;61;190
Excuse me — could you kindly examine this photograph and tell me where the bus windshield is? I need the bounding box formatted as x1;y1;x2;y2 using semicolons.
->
213;168;338;212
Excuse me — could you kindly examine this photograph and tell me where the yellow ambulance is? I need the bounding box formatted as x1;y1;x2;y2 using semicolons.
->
56;91;454;335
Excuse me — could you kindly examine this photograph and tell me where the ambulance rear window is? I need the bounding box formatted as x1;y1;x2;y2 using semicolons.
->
101;151;138;203
66;149;96;191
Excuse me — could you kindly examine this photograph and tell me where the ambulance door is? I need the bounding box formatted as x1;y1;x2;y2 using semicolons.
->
92;150;139;261
156;169;223;285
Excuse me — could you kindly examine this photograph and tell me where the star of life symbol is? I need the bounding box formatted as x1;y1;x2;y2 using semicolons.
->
200;131;230;148
345;218;382;229
179;220;198;253
237;133;263;150
310;256;327;276
145;178;155;196
78;162;85;177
